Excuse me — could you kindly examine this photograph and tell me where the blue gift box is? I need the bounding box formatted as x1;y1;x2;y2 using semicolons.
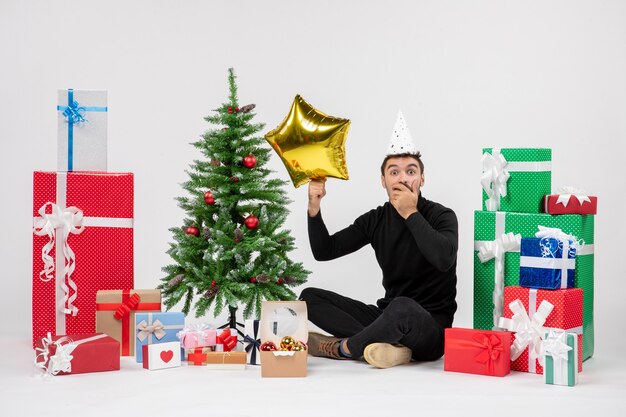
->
135;312;185;362
519;237;576;290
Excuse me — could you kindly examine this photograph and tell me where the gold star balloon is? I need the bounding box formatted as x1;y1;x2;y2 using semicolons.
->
265;95;350;188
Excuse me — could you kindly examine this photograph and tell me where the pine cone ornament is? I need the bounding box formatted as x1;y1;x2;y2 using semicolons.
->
203;286;219;299
234;227;244;243
203;227;211;240
256;274;270;283
283;275;296;285
168;274;185;287
240;104;256;113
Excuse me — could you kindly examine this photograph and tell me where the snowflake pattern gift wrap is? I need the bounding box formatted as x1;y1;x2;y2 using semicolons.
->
32;172;134;347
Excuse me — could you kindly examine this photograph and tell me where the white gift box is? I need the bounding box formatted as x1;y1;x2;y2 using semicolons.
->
142;341;181;370
57;89;108;172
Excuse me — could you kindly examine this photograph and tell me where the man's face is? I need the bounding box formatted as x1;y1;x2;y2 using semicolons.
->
380;156;424;199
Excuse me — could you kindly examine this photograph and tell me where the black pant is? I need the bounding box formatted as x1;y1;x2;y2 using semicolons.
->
300;287;445;361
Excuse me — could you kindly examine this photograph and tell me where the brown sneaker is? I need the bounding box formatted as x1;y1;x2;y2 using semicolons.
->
363;343;412;369
307;332;346;360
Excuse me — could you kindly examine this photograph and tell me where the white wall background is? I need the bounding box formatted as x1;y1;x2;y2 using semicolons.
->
1;0;624;355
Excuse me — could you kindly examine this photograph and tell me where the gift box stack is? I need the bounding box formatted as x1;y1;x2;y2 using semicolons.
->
182;325;246;369
445;148;596;387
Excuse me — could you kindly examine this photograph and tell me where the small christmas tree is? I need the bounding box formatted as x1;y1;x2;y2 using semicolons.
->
159;68;309;320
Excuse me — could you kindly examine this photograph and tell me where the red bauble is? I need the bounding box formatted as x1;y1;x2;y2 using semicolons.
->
204;191;215;205
261;341;277;351
277;278;284;285
228;106;233;114
230;176;239;182
235;107;239;112
242;154;257;169
249;277;257;284
211;280;217;287
244;215;259;229
186;226;200;237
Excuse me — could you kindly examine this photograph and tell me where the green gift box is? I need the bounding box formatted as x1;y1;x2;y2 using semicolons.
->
481;148;552;213
473;210;594;360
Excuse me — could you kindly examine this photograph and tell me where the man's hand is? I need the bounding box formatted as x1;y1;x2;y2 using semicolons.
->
390;180;419;219
308;179;327;217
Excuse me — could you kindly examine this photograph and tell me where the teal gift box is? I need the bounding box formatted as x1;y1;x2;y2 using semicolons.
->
473;210;594;360
135;312;185;362
543;331;579;387
481;148;551;213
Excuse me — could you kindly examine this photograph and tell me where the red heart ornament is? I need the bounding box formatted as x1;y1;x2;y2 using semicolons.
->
160;350;174;363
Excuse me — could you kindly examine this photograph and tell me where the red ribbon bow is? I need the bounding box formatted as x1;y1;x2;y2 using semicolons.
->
217;329;237;352
472;333;503;374
113;293;141;320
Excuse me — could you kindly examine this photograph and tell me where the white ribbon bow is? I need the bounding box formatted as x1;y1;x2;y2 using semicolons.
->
556;186;591;207
33;202;85;315
177;323;214;345
541;330;573;365
481;150;510;211
499;298;554;363
136;319;166;342
478;232;521;328
34;333;77;376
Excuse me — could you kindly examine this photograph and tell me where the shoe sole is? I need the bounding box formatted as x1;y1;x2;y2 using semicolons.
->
363;343;412;369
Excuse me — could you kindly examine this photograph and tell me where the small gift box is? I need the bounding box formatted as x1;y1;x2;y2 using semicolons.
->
135;312;185;362
498;286;583;374
197;351;246;370
444;328;512;377
57;89;108;172
544;187;597;215
244;319;262;365
142;341;181;370
177;324;217;349
96;289;161;356
32;171;134;347
35;333;119;376
481;148;552;213
260;301;308;378
214;328;238;352
520;226;579;290
542;331;579;387
186;347;216;365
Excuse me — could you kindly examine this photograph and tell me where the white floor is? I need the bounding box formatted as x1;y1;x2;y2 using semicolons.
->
1;332;625;417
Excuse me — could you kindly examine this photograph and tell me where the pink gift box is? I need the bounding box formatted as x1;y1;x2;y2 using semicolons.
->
177;324;217;349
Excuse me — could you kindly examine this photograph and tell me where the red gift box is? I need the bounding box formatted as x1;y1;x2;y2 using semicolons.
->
35;333;120;376
501;286;583;374
32;171;134;347
444;328;512;377
543;192;597;215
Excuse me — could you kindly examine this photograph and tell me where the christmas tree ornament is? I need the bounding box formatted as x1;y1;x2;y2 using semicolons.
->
265;94;350;188
210;159;221;166
202;227;211;240
228;107;233;114
211;280;217;287
256;274;270;283
386;110;418;155
283;275;296;285
277;278;284;285
204;191;215;205
229;176;239;182
249;277;257;284
168;274;185;287
240;104;256;113
242;154;257;168
292;341;306;351
235;107;239;112
203;287;218;299
234;227;244;243
280;336;297;350
186;226;200;236
244;215;259;229
261;341;277;351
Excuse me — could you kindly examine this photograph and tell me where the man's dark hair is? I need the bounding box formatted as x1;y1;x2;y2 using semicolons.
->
380;152;424;176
